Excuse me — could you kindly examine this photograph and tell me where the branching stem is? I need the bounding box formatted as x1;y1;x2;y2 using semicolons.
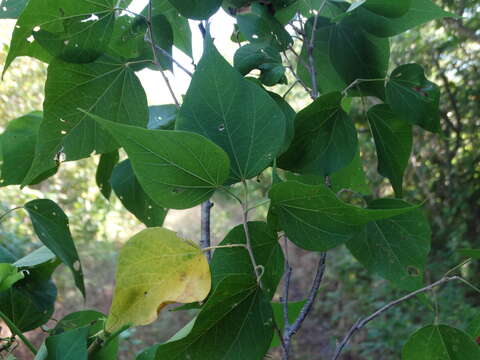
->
332;276;462;360
283;253;326;359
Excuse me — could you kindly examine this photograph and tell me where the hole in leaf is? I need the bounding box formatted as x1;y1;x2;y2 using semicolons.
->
407;266;420;277
218;124;225;132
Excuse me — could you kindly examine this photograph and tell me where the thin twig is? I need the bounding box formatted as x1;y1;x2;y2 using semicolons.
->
341;78;386;96
283;50;311;95
306;0;328;99
201;244;247;252
200;201;214;261
283;253;327;359
146;1;180;107
332;276;461;360
147;42;193;77
282;237;292;331
241;181;264;288
0;206;23;224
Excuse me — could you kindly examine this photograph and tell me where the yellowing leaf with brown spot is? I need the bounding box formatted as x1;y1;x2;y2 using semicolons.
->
106;228;211;333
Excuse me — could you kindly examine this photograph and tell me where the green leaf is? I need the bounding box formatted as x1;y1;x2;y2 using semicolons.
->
236;3;292;51
110;160;167;227
268;91;295;154
22;57;148;186
330;150;371;195
4;0;116;72
0;112;57;186
25;199;85;297
269;181;419;251
109;13;173;71
148;105;177;130
362;0;412;18
149;0;192;57
0;277;57;332
457;249;480;259
96;151;119;200
176;39;286;183
0;0;28;19
386;64;440;132
347;199;431;291
166;0;222;20
13;246;55;268
329;18;390;98
0;263;24;291
402;325;480;360
106;228;211;333
466;313;480;339
154;275;274;360
87;114;230;210
45;326;89;360
210;221;284;298
279;92;358;176
352;0;454;37
54;311;118;360
368;104;412;197
298;17;389;97
270;300;305;348
233;42;284;86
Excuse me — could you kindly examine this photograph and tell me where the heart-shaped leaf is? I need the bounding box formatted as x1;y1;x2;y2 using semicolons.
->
106;228;211;333
22;57;148;186
176;38;286;183
386;64;440;132
403;325;480;359
153;275;273;360
347;199;431;291
269;181;419;251
279;92;358;176
87;114;230;209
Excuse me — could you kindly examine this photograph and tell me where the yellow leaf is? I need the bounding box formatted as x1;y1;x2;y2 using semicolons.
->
105;228;211;333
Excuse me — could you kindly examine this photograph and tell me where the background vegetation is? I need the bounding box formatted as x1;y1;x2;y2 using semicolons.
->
0;0;478;358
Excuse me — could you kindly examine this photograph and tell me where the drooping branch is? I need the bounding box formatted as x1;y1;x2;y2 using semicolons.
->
332;276;462;360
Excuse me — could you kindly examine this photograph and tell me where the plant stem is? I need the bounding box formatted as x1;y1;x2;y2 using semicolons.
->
201;244;247;252
283;253;326;359
306;0;328;99
0;310;37;355
146;0;180;107
332;276;461;360
0;207;23;224
241;181;264;288
341;78;386;95
200;200;214;261
246;199;271;213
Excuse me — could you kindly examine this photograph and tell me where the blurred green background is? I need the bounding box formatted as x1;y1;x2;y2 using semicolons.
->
0;0;479;358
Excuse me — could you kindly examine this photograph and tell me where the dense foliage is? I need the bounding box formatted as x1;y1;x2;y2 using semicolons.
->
0;0;478;359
